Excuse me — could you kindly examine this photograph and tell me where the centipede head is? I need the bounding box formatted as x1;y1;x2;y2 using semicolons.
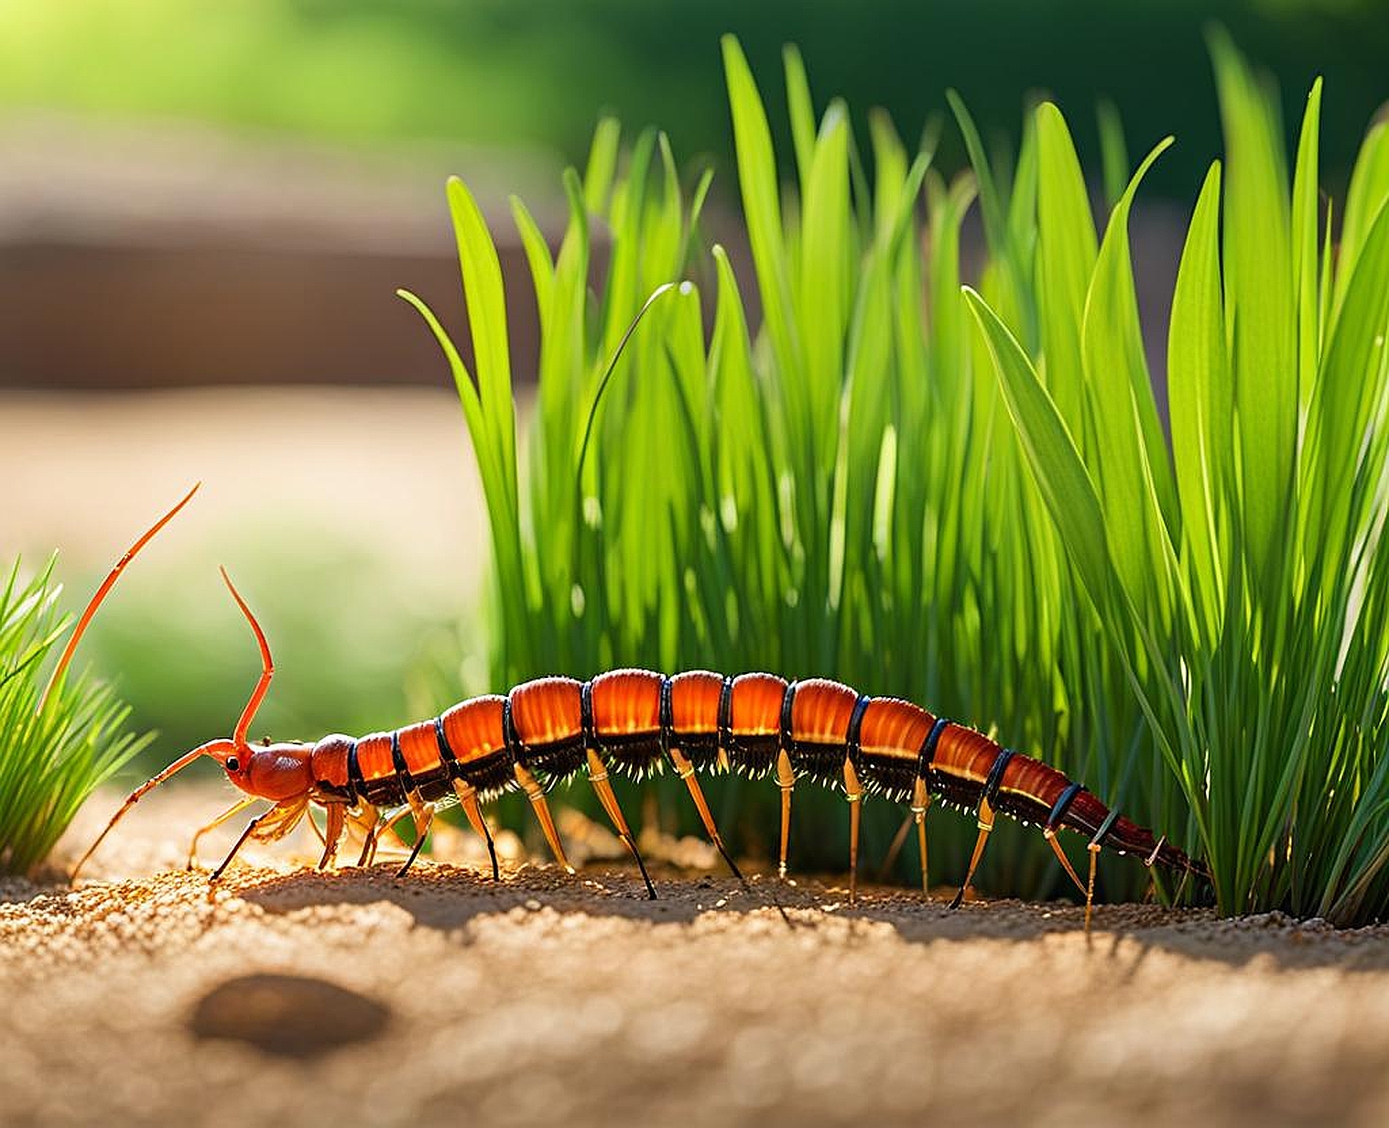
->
71;567;311;879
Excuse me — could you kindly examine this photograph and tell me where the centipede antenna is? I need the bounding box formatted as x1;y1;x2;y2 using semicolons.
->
39;482;200;713
219;567;274;748
70;741;225;880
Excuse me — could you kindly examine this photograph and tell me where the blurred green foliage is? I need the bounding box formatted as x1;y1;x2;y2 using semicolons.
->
0;1;1384;199
75;523;476;777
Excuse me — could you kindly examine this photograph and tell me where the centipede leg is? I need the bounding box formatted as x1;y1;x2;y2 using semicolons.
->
949;796;996;910
514;762;576;875
317;804;346;870
775;748;796;879
912;777;932;895
453;780;500;881
209;809;272;883
843;757;865;904
586;749;657;899
1085;843;1100;934
186;795;257;870
395;796;436;877
668;746;743;881
358;805;411;868
1044;829;1087;898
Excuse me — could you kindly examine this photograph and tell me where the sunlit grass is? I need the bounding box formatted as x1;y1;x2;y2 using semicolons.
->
0;559;151;875
409;35;1389;922
968;38;1389;922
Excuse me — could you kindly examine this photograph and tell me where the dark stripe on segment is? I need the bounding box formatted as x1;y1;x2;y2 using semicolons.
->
346;738;365;799
717;675;734;752
502;695;519;759
918;717;950;777
845;694;872;766
580;680;596;750
980;748;1015;807
1091;806;1121;848
434;716;457;766
390;730;416;792
659;676;673;752
779;681;797;752
1046;782;1084;830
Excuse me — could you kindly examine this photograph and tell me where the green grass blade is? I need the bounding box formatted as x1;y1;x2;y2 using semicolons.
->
1167;162;1230;639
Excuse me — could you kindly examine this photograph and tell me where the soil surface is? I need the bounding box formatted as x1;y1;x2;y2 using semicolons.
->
3;788;1388;1128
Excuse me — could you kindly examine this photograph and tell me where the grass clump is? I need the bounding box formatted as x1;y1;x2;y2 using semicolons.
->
410;35;1389;923
404;36;1140;892
967;38;1389;923
0;559;151;875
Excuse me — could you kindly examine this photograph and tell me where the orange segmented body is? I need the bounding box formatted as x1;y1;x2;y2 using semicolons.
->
290;669;1196;875
81;617;1208;921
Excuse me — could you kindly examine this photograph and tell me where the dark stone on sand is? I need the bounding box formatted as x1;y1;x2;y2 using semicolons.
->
189;973;390;1058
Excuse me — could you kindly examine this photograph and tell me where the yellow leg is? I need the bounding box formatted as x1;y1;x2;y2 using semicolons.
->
1085;843;1100;935
844;757;865;904
775;748;796;879
317;804;346;870
669;746;743;881
453;779;500;880
394;795;435;877
186;795;257;870
1044;829;1087;897
586;749;656;899
950;796;996;909
358;805;413;868
514;762;575;874
912;776;932;895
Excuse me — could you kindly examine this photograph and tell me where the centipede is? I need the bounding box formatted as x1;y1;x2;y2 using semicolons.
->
75;568;1208;929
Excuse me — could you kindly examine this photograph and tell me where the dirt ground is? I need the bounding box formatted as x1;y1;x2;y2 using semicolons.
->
1;787;1387;1128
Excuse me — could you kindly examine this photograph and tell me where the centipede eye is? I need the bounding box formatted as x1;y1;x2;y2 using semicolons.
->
226;756;240;772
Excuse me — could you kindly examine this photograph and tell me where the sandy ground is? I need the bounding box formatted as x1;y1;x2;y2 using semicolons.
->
0;787;1387;1128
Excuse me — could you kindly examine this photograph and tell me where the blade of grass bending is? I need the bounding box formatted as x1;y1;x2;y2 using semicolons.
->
963;288;1111;610
1081;136;1180;620
576;283;680;480
1210;30;1297;596
1290;79;1323;408
1035;102;1098;439
722;34;800;380
38;482;199;712
1096;99;1130;209
783;44;816;191
1336;121;1389;305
